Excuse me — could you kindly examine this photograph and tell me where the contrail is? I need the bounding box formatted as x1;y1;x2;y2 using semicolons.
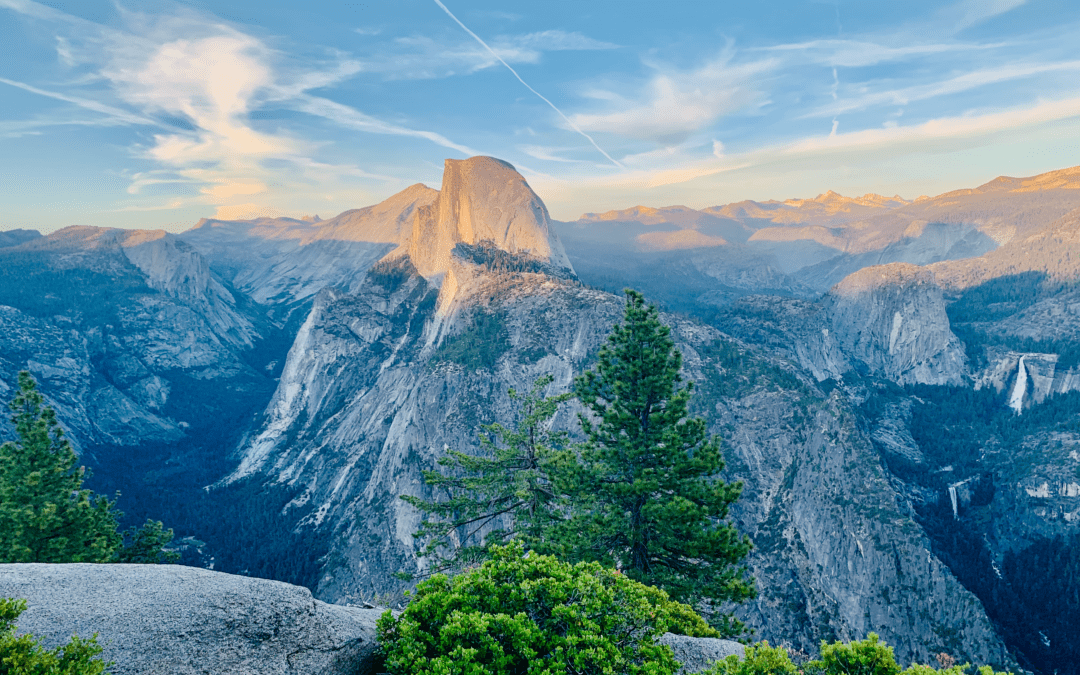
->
433;0;623;169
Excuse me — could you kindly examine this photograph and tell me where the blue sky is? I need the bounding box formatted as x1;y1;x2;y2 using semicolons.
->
2;0;1080;233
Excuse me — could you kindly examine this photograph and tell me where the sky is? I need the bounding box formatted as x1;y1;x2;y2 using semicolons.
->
2;0;1080;233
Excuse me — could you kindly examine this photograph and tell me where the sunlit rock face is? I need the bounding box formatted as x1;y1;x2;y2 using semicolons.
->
403;156;573;283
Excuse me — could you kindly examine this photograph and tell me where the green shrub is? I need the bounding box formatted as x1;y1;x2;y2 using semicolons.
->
810;633;900;675
708;641;799;675
377;541;717;675
0;598;110;674
706;635;1013;675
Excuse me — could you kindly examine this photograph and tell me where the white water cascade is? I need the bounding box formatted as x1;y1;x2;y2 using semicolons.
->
1008;355;1028;414
948;485;959;519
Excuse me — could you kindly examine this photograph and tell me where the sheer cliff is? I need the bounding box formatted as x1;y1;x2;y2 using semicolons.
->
218;158;1009;668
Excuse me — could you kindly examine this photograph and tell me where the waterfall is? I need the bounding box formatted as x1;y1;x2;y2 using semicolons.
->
948;485;959;519
1008;355;1028;414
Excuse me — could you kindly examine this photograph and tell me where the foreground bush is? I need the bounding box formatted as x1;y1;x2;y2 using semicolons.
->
707;634;1013;675
0;598;110;674
377;541;717;675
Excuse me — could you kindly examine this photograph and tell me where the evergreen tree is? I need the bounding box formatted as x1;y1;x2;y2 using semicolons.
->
117;519;180;564
403;375;571;576
561;289;755;635
0;372;120;563
0;371;177;564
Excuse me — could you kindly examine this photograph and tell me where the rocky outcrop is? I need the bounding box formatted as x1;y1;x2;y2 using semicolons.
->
657;634;744;674
402;157;573;317
0;227;280;462
704;384;1008;667
0;563;382;675
826;264;966;385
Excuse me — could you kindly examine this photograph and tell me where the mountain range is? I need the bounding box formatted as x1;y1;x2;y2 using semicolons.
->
1;158;1079;674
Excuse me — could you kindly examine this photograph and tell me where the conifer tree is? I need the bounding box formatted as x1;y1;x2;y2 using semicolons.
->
403;375;571;576
0;371;178;564
561;289;755;635
0;372;121;563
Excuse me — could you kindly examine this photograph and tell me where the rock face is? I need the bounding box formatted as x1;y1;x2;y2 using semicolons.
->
826;263;966;385
0;563;383;675
0;228;276;452
657;634;744;674
405;157;572;282
180;184;438;306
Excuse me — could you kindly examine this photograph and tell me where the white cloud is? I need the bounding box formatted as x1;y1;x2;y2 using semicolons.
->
758;39;997;68
935;0;1028;34
609;95;1080;190
568;51;775;143
0;77;154;126
809;60;1080;117
0;0;477;215
510;30;618;52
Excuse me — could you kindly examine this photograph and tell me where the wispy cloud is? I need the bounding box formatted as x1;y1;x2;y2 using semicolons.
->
569;49;775;144
291;95;479;156
935;0;1028;34
0;77;155;126
518;145;590;163
809;60;1080;117
572;95;1080;191
347;29;616;81
757;39;999;68
0;0;476;216
432;0;622;168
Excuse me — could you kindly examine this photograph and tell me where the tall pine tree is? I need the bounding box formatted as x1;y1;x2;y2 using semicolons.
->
0;371;178;564
0;371;120;563
562;289;755;635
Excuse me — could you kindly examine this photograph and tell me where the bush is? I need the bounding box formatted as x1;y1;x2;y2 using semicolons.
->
0;597;110;674
706;635;1013;675
377;541;718;675
708;641;799;675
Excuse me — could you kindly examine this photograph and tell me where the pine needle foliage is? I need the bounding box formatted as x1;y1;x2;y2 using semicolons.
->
0;372;120;563
562;289;755;635
0;371;177;565
401;375;571;577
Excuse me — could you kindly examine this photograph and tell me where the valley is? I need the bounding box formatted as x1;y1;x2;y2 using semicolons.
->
2;159;1079;674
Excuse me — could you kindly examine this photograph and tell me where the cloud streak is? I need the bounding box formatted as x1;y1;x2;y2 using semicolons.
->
808;60;1080;117
432;0;623;168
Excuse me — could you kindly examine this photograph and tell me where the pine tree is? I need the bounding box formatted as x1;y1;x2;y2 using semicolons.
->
0;372;121;563
118;519;180;564
0;371;178;565
561;289;755;635
403;375;571;576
